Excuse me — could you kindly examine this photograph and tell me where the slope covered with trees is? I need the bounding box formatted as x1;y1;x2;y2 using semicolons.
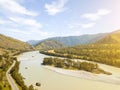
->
0;34;34;90
0;49;19;90
35;40;65;51
40;30;120;68
0;48;35;90
96;30;120;44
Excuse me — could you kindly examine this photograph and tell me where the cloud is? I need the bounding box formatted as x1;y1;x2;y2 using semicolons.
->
0;0;38;16
80;23;96;28
0;0;54;41
9;29;31;35
0;19;13;25
45;0;68;15
0;20;7;24
10;29;50;36
0;28;53;41
4;16;54;41
9;16;42;29
81;9;111;21
68;22;96;29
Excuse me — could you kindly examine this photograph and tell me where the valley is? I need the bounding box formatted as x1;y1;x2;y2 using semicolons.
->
1;30;120;90
1;0;120;90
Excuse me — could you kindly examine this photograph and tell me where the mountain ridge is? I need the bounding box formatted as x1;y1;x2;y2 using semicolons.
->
27;33;107;46
35;40;65;51
0;34;32;50
96;30;120;44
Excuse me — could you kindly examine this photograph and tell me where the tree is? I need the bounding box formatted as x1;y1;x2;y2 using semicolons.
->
0;55;2;60
28;85;34;90
0;85;2;90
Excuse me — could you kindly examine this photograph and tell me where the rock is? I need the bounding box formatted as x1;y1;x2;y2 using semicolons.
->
36;82;41;87
25;67;28;69
22;77;26;79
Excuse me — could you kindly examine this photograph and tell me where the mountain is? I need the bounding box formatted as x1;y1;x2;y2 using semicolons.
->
28;33;107;46
41;30;120;68
35;40;65;51
49;33;107;46
96;30;120;44
27;40;40;46
0;34;33;50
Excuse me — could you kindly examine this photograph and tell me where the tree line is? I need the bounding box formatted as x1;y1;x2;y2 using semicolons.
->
0;48;34;90
41;44;120;68
0;50;14;90
42;57;111;75
10;60;34;90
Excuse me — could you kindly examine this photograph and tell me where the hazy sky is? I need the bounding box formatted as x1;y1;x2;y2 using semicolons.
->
0;0;120;41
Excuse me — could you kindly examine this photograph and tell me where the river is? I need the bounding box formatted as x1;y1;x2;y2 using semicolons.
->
18;51;120;90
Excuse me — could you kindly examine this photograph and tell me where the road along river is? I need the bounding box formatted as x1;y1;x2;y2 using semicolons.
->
18;51;120;90
6;61;19;90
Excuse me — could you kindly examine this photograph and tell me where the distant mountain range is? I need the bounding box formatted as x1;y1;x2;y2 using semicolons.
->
1;30;120;51
27;40;40;46
27;33;107;46
27;33;107;50
49;33;107;46
0;34;32;50
35;40;65;51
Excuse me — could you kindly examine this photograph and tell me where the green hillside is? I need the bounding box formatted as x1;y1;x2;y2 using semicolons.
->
41;30;120;68
0;34;33;90
0;34;32;50
0;48;19;90
96;30;120;44
35;40;65;51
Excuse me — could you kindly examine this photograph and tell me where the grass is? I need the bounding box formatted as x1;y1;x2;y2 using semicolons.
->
0;62;12;90
0;74;11;90
0;82;11;90
0;68;3;72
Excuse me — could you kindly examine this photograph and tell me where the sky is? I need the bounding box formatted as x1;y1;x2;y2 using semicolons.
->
0;0;120;41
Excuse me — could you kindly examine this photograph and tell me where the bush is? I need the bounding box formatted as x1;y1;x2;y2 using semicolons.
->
42;57;110;75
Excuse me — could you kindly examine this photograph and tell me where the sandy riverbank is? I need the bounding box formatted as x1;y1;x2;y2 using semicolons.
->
43;65;120;85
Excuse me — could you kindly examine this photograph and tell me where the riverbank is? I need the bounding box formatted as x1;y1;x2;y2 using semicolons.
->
18;51;120;90
6;61;19;90
43;65;120;85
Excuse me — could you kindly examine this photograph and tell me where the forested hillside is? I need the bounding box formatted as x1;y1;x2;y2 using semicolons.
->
96;30;120;44
41;30;120;68
0;48;19;90
35;40;65;51
0;34;34;90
